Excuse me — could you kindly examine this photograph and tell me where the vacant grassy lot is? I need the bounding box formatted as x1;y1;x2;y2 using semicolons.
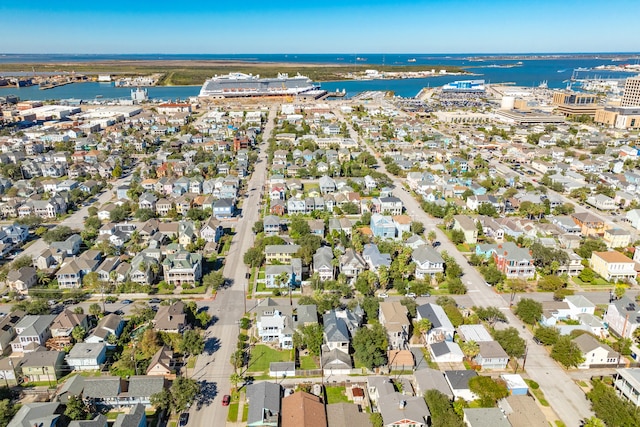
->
248;345;293;372
325;386;350;404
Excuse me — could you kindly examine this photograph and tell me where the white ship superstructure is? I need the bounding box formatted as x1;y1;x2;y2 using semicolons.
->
198;72;324;98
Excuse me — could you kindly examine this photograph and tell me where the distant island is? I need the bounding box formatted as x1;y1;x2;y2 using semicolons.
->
0;59;467;86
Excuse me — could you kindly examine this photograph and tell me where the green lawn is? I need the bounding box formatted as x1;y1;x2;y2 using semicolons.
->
572;276;611;287
299;355;319;370
226;403;239;422
325;386;349;404
242;404;249;422
525;379;549;406
248;345;293;372
181;285;207;294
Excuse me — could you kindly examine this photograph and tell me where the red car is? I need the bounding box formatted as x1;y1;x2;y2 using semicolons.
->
222;395;231;406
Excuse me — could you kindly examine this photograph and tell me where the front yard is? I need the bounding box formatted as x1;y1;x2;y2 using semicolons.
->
248;345;293;373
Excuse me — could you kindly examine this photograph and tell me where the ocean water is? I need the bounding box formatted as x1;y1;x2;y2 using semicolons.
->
1;53;638;100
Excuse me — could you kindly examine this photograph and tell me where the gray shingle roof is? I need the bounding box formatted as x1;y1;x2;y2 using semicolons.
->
128;375;165;398
83;376;122;399
246;382;282;425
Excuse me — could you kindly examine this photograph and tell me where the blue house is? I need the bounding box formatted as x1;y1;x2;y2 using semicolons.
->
475;243;495;259
212;198;235;219
370;213;396;239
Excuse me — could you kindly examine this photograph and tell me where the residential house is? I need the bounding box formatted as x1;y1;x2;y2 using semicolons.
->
113;404;147;427
367;376;396;406
604;296;640;339
146;346;174;377
586;194;616;210
393;215;412;237
475;242;535;279
265;245;300;264
313;246;334;281
378;392;430;427
281;391;327;427
56;250;102;288
590;251;637;282
540;301;572;327
603;228;632;249
444;370;479;401
20;350;66;382
6;402;62;427
265;264;297;289
573;334;619;369
613;368;640;407
50;309;89;339
11;314;56;353
463;408;511;427
475;341;509;369
564;295;596;318
162;250;203;286
7;267;37;294
430;341;464;363
379;302;410;350
51;234;82;256
413;368;453;399
0;311;25;355
246;382;282;427
362;243;392;273
86;314;124;346
321;348;353;375
326;403;371;427
256;302;294;349
263;216;281;236
339;248;366;282
153;301;187;333
571;212;609;236
374;196;403;215
417;304;455;343
370;214;397;239
453;215;478;244
66;342;107;371
412;245;445;280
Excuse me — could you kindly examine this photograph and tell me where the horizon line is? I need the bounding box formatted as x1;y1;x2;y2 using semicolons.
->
2;51;640;56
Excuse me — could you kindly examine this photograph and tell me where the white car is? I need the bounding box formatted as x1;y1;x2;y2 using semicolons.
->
406;292;417;298
378;292;389;298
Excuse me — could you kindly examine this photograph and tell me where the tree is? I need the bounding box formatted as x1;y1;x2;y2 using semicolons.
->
170;377;200;413
89;303;102;317
370;413;384;427
13;255;33;269
427;230;437;243
450;229;465;245
361;296;380;321
0;399;18;427
230;372;244;390
203;271;225;291
65;395;90;420
576;239;607;259
139;329;161;359
415;318;431;342
180;330;205;357
468;376;509;407
582;417;605;427
410;221;425;235
460;340;480;360
297;323;323;356
400;297;417;318
482;266;505;285
289;217;311;239
492;327;526;359
150;389;172;412
14;299;50;315
352;323;388;370
447;278;467;295
42;225;74;243
534;326;560;346
514;298;543;325
587;380;639;427
230;350;244;372
551;335;585;369
579;267;595;283
243;247;265;268
112;164;123;178
423;390;464;427
135;208;157;221
473;306;507;325
72;326;86;343
73;306;84;315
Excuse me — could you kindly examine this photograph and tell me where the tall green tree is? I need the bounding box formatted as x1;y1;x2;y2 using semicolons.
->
551;336;585;369
468;376;509;407
352;323;388;370
514;298;543;325
492;327;526;359
64;395;90;420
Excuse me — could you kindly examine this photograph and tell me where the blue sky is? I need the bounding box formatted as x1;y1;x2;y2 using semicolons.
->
2;0;639;53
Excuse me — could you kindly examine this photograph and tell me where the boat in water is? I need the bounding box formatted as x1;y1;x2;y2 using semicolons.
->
198;72;324;98
407;58;416;63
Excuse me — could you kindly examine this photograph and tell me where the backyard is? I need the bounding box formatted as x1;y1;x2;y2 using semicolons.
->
248;345;293;373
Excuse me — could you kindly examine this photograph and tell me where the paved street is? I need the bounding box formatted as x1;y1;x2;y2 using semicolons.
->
187;105;276;427
336;105;594;426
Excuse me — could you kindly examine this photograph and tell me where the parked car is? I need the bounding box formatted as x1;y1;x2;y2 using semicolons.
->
222;395;231;406
378;292;389;299
432;241;441;248
149;298;162;304
420;293;431;297
406;292;417;298
179;413;189;426
121;299;133;305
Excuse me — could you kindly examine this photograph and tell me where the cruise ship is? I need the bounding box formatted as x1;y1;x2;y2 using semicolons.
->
198;72;325;98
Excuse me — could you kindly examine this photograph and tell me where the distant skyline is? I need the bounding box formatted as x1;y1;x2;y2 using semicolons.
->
2;0;639;54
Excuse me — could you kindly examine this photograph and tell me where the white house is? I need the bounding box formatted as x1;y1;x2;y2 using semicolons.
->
573;334;619;369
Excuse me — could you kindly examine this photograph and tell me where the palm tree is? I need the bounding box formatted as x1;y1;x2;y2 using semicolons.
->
427;230;437;243
460;340;480;360
415;319;432;344
230;372;244;390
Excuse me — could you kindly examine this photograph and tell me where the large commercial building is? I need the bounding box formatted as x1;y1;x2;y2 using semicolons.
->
552;91;600;117
621;75;640;107
594;106;640;130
